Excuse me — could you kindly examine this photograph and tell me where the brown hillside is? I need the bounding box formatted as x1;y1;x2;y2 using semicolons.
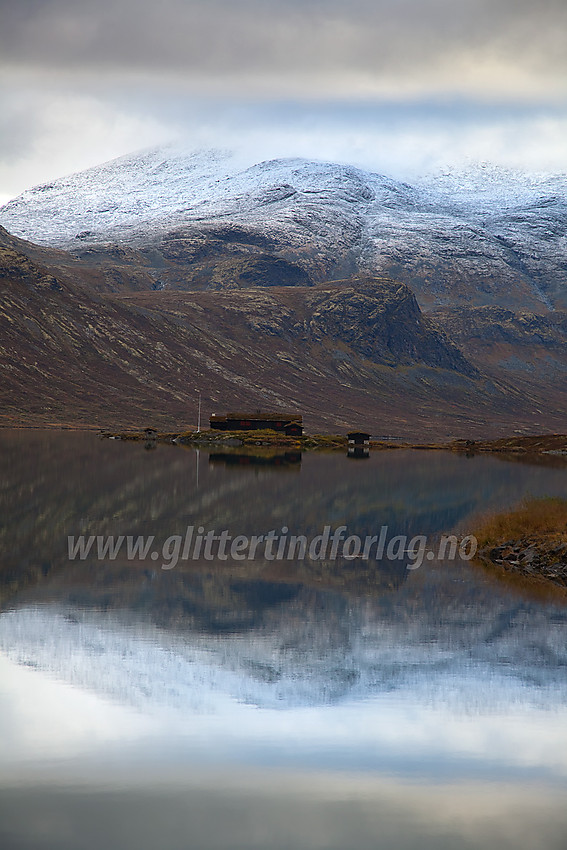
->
1;226;566;438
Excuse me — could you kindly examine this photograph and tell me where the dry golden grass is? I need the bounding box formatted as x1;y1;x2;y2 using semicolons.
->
476;497;567;546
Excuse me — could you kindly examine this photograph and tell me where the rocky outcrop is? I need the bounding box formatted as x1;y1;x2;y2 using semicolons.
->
432;305;567;347
0;227;62;291
479;539;567;589
306;278;475;373
430;305;567;384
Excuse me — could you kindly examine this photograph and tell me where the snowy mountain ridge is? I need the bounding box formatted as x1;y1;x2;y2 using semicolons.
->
0;145;410;246
1;144;566;311
2;144;565;243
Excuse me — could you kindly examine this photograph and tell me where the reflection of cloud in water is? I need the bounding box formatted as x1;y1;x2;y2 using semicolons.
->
1;604;567;781
2;770;567;850
0;652;155;764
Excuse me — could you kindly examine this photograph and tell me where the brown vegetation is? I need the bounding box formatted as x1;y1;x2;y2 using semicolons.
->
476;497;567;544
475;497;567;591
2;224;567;439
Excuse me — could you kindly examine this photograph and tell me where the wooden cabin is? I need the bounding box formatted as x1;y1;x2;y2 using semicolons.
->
210;411;303;436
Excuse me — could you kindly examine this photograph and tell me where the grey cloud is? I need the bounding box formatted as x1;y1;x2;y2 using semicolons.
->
2;0;567;198
0;106;39;163
2;80;567;201
1;0;566;95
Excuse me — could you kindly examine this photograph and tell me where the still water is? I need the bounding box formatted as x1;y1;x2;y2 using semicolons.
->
1;430;567;849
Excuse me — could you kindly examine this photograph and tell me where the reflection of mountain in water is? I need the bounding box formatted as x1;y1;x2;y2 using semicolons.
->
2;429;567;610
13;555;410;633
2;428;567;714
1;584;567;714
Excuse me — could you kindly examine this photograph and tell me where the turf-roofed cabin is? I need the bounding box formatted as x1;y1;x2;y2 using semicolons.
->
210;411;303;436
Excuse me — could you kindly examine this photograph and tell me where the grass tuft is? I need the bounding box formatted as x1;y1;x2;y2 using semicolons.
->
476;496;567;546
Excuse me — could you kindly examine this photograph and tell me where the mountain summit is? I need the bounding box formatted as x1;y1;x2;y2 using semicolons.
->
1;148;566;435
1;146;566;312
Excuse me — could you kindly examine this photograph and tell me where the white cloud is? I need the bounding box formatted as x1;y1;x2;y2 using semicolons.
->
1;0;567;198
0;85;169;199
2;86;567;201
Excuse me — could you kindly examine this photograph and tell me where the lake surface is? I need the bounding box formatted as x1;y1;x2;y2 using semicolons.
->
1;430;567;849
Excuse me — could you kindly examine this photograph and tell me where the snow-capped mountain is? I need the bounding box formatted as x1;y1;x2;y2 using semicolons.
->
1;145;566;311
0;145;411;248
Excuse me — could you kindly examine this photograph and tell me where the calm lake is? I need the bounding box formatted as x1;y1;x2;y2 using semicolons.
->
1;429;567;850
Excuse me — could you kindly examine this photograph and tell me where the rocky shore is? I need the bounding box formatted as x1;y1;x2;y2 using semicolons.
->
478;539;567;589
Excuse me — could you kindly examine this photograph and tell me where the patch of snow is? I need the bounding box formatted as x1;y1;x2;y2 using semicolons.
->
1;145;566;311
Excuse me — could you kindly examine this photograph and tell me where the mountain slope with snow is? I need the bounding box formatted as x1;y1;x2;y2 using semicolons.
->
1;146;566;311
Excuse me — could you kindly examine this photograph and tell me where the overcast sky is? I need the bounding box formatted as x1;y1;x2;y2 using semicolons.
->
1;0;567;202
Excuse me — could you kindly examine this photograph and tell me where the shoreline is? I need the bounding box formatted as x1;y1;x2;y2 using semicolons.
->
98;429;567;456
2;423;566;460
474;498;567;594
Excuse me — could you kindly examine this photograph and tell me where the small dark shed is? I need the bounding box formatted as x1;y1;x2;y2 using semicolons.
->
347;431;371;445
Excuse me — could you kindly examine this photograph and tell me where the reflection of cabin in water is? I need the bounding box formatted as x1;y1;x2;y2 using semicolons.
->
209;451;302;469
210;411;303;436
